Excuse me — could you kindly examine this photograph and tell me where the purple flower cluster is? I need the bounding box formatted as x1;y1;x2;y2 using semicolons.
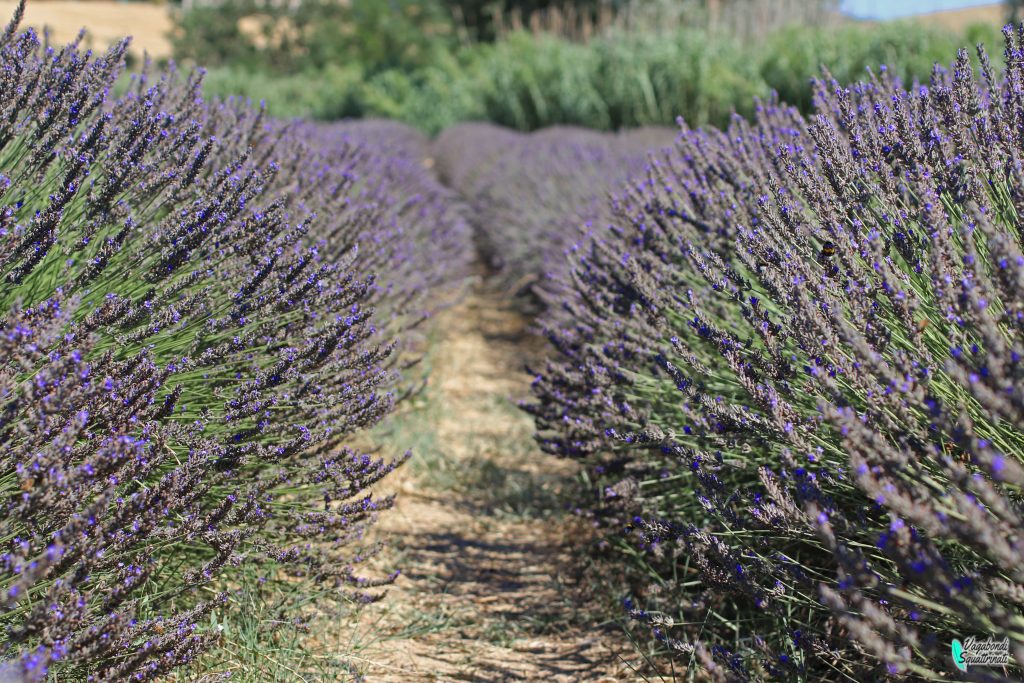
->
530;27;1024;679
0;5;470;679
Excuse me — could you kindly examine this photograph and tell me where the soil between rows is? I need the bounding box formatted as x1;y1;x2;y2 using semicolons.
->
338;289;639;682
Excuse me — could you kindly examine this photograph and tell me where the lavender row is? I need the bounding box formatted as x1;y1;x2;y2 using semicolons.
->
303;119;474;382
0;6;470;679
433;122;675;302
530;29;1024;680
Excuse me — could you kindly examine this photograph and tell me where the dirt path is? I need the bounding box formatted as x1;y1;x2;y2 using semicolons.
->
343;289;637;682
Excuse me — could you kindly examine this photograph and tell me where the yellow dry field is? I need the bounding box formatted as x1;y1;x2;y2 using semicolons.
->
0;1;173;58
913;3;1004;31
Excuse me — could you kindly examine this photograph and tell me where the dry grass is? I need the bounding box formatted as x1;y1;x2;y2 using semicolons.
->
0;1;172;59
910;3;1005;31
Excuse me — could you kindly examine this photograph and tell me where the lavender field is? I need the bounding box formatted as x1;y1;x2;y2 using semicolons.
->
1;0;1023;680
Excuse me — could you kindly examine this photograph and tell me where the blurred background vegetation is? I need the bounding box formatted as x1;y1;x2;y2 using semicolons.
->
6;0;1011;133
167;0;1008;133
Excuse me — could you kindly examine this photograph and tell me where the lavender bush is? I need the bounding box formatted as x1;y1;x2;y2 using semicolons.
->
0;5;469;679
531;28;1024;680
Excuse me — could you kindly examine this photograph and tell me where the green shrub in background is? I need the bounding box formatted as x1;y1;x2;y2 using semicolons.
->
171;0;261;69
461;28;765;131
201;63;367;119
760;19;1004;110
358;54;487;134
172;0;457;74
470;32;611;130
198;26;763;134
592;27;764;128
198;57;486;132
